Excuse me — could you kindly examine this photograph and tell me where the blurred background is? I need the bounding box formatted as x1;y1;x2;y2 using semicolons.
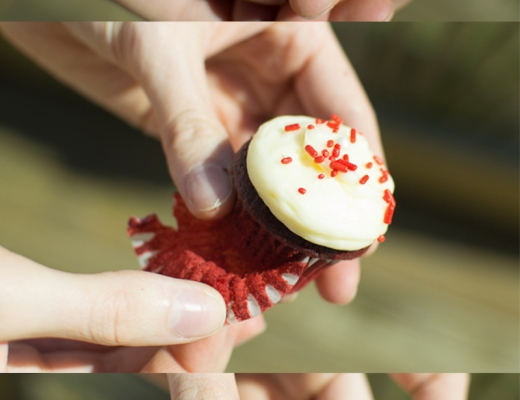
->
0;22;518;372
0;374;519;400
0;0;518;21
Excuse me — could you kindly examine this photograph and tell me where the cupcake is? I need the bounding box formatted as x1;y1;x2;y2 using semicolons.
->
128;115;395;323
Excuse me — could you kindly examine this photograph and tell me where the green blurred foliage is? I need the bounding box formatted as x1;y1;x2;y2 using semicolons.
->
0;0;141;20
333;23;519;140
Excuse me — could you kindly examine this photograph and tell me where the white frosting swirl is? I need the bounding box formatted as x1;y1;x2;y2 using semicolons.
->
246;115;395;251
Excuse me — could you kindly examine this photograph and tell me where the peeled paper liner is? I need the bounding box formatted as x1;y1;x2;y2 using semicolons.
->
127;194;340;323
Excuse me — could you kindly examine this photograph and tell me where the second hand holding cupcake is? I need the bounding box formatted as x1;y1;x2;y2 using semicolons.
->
1;21;385;322
129;115;395;322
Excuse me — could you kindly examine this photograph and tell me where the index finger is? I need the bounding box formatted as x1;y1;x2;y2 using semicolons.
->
390;374;470;400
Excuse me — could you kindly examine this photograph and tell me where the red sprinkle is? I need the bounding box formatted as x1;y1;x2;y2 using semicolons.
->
350;128;357;143
377;235;386;243
307;124;315;130
337;159;358;171
285;123;300;132
305;145;318;158
326;140;334;148
327;121;340;132
330;114;343;124
384;206;395;224
359;175;369;184
298;188;307;194
316;118;325;124
329;156;336;161
330;161;348;172
365;162;373;169
322;149;329;157
318;174;325;179
330;170;338;177
342;154;349;161
281;157;292;164
373;155;385;165
332;148;340;157
379;168;389;183
314;156;325;163
383;189;396;206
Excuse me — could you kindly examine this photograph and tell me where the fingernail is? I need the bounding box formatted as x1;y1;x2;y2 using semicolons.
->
169;289;226;339
185;163;232;213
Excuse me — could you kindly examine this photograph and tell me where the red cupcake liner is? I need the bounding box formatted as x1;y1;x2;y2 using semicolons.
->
127;194;339;323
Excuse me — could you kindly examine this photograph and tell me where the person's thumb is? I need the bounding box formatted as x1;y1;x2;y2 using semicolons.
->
0;248;226;346
125;23;236;220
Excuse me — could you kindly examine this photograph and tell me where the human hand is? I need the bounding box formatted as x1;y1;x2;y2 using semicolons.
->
166;373;470;399
0;246;265;372
1;21;381;305
112;0;413;21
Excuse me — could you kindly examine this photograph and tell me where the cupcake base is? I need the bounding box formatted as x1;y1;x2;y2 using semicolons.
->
233;140;369;261
127;141;369;323
128;194;310;323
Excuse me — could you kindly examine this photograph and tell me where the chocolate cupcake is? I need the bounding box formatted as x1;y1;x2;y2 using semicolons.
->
128;115;395;323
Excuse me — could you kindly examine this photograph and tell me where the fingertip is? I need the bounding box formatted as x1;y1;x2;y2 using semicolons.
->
320;374;373;399
160;116;235;221
183;162;235;220
384;9;395;21
390;373;470;400
276;3;331;20
329;0;394;21
169;283;227;340
315;260;361;304
362;241;379;257
288;0;337;19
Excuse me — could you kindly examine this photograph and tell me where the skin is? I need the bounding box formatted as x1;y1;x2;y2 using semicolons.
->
1;22;382;372
111;0;414;21
0;247;266;373
165;373;470;400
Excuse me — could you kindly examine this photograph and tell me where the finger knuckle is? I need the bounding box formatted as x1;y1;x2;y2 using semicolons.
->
87;277;134;345
162;109;221;152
